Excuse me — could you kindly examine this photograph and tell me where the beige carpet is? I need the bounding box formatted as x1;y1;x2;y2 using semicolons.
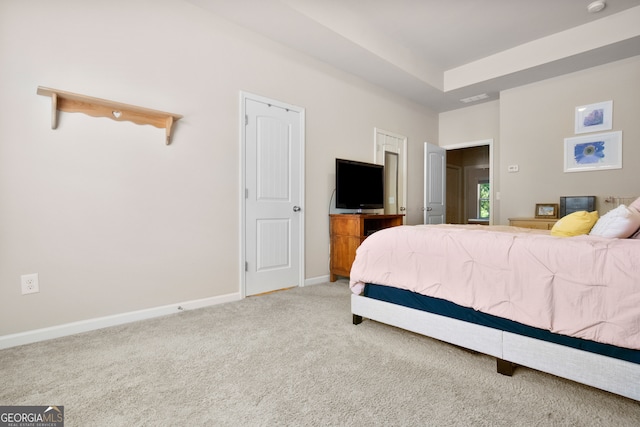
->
1;282;639;426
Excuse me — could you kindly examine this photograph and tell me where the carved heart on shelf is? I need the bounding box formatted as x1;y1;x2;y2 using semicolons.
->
36;86;183;144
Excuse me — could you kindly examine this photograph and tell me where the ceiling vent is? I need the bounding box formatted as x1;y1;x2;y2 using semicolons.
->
460;93;489;104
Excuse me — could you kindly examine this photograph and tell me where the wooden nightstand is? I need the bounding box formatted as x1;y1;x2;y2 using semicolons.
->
509;217;557;230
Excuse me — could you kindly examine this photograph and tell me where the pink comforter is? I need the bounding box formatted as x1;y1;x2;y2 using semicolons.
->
350;224;640;350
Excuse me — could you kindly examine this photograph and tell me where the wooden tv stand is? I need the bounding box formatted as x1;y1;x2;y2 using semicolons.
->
329;214;404;282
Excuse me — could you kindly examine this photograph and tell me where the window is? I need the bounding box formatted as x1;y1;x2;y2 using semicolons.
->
478;181;490;219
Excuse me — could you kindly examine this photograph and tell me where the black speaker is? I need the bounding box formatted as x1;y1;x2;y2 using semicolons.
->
559;196;596;217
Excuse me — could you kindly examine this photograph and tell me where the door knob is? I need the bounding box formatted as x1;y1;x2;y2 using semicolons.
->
293;206;301;212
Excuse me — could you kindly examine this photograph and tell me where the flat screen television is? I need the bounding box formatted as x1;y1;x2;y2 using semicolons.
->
335;158;384;210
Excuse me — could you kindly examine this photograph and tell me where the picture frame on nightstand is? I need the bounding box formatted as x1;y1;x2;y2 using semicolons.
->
535;203;559;219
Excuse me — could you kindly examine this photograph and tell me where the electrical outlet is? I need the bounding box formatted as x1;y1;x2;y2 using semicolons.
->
21;273;39;295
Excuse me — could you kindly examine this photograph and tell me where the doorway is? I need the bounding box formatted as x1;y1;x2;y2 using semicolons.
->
374;128;407;220
384;151;399;214
240;92;305;297
445;140;492;225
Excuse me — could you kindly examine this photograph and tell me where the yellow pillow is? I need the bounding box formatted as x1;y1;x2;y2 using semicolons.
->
551;211;599;237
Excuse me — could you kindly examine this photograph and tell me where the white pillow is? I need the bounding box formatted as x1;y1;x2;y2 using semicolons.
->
589;204;640;238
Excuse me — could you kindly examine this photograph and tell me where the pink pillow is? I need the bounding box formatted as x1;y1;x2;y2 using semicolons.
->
630;197;640;213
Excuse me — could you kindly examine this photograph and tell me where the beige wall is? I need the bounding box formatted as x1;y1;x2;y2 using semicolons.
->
440;56;640;225
0;0;437;335
439;100;500;146
500;55;640;221
439;100;501;221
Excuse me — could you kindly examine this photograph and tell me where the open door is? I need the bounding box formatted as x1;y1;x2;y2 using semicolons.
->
424;142;446;224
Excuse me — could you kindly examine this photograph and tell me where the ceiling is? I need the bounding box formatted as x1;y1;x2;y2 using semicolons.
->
187;0;640;111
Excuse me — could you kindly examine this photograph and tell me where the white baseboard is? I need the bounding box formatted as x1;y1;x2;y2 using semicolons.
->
304;275;331;286
0;292;242;350
1;279;338;350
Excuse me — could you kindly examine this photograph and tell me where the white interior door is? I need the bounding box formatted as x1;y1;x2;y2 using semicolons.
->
424;142;446;224
242;94;304;296
375;128;407;220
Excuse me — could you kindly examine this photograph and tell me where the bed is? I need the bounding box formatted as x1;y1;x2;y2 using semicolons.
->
349;224;640;401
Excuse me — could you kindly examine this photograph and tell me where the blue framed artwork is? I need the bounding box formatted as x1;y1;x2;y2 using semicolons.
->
575;100;612;134
564;131;622;172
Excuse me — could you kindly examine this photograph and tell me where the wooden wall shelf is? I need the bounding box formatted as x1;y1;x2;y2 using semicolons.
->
37;86;183;145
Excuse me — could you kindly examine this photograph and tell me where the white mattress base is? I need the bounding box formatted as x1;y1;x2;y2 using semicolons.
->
351;293;502;358
352;293;640;401
503;332;640;401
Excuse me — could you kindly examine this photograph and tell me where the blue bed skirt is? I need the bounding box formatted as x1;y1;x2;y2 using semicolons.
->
363;283;640;365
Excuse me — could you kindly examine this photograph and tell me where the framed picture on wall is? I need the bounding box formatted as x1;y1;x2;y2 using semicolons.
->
575;100;612;134
564;131;622;173
535;203;559;219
